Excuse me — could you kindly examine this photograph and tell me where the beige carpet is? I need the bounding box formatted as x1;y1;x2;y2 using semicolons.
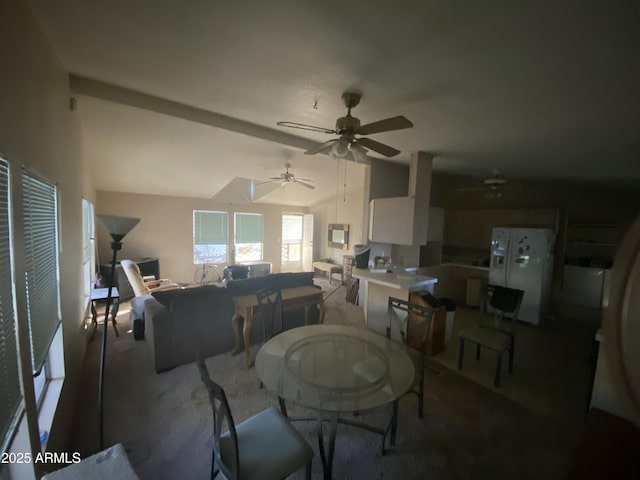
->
69;277;583;479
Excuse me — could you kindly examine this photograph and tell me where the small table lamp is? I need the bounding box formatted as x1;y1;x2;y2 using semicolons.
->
95;215;140;450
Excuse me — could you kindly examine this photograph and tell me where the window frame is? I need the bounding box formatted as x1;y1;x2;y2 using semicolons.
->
234;212;264;263
193;210;229;265
281;213;303;263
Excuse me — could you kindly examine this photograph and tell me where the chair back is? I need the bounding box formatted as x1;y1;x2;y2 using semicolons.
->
197;357;240;480
482;285;525;335
387;297;434;354
120;259;149;297
256;287;284;338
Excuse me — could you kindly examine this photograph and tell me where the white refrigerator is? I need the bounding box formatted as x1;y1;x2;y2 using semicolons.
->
489;227;555;326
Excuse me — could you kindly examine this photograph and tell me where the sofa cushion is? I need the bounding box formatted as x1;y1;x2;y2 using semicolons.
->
152;284;220;306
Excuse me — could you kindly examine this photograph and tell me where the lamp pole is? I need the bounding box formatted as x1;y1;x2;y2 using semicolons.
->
98;234;123;451
95;215;140;451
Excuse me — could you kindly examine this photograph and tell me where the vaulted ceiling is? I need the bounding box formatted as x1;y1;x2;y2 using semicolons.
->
30;0;640;206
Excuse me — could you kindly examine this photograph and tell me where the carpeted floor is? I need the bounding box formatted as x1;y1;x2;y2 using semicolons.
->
69;277;583;479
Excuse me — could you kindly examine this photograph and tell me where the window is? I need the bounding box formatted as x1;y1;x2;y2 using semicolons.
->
82;199;95;308
281;214;303;262
0;157;21;454
22;171;61;376
234;212;263;262
194;210;228;264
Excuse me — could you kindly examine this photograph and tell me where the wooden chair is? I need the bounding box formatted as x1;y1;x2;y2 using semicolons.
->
387;296;436;419
256;287;284;343
457;285;525;387
197;357;313;480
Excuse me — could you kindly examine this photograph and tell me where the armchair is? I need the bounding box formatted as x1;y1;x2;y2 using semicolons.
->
120;259;179;297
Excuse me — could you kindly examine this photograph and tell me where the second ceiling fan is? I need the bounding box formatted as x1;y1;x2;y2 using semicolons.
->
277;92;413;162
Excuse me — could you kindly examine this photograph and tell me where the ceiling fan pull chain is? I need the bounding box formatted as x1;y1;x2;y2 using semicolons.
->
343;159;347;202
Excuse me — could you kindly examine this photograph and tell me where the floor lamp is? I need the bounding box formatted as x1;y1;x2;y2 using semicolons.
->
96;215;141;451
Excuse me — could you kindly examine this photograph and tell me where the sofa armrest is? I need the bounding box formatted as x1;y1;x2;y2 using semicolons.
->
144;297;174;373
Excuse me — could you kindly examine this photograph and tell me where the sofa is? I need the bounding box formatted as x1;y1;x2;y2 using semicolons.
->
132;272;320;373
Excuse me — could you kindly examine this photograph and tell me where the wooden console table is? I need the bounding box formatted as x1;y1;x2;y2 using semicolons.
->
231;286;325;368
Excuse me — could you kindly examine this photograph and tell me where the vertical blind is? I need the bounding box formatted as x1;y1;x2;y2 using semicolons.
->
22;171;61;375
194;210;228;244
235;212;264;243
0;157;21;453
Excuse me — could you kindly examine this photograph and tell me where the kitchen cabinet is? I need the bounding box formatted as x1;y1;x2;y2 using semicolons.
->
444;208;559;251
369;196;415;245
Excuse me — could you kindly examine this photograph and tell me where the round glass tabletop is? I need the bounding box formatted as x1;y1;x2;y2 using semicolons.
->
255;324;415;413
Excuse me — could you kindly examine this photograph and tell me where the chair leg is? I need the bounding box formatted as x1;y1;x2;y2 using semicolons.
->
458;338;465;370
305;459;312;480
508;342;515;374
495;353;503;388
475;344;481;360
418;373;424;419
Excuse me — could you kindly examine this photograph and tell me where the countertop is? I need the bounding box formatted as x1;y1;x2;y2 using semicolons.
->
352;267;438;290
440;263;490;272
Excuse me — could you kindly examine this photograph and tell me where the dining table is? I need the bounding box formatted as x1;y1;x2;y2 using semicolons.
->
255;324;415;480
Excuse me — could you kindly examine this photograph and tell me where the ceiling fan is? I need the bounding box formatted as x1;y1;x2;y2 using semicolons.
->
256;163;315;190
277;92;413;162
457;170;507;199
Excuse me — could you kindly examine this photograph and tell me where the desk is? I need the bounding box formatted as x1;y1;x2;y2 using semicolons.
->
256;324;414;479
90;287;120;340
231;286;325;368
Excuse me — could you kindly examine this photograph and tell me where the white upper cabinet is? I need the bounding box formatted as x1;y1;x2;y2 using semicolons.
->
369;197;415;245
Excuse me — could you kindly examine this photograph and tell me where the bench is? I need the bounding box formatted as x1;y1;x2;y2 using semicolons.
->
312;261;343;285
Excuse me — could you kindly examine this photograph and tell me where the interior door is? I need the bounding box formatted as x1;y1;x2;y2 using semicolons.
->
302;214;313;271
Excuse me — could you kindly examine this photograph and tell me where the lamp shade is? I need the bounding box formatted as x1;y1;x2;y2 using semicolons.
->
96;215;141;239
331;138;349;158
350;143;368;163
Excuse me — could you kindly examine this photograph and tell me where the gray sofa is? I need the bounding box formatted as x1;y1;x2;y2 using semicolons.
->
133;272;320;373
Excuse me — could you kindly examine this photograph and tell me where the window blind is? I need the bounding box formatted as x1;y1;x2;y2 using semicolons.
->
22;171;61;375
194;210;228;244
0;157;21;453
235;213;264;243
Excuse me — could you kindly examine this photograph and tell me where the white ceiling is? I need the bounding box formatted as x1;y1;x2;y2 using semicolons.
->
31;0;640;205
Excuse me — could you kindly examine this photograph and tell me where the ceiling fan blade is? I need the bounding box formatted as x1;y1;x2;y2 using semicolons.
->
277;121;336;134
357;137;401;157
305;139;338;155
293;179;316;190
358;116;413;135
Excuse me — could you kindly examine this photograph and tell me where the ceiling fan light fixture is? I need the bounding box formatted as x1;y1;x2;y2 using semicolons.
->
350;142;368;163
485;190;502;199
331;138;350;158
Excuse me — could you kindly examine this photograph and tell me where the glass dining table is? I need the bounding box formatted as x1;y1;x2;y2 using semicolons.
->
255;324;415;480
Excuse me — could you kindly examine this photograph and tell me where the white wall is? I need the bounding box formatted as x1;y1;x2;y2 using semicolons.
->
309;186;366;263
1;0;89;474
96;191;307;281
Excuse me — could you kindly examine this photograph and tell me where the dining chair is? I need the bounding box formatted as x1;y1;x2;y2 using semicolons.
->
256;287;284;343
386;296;436;419
457;285;525;387
197;356;313;480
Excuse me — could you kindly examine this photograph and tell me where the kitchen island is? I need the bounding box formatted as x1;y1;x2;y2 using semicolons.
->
352;268;438;334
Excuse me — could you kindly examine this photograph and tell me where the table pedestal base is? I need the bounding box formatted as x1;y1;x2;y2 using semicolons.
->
279;397;397;480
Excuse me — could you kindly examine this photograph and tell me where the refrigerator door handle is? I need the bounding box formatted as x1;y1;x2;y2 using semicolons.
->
505;238;510;287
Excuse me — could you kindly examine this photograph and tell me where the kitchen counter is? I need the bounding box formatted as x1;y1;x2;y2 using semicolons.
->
439;263;490;272
352;268;438;333
352;268;439;290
